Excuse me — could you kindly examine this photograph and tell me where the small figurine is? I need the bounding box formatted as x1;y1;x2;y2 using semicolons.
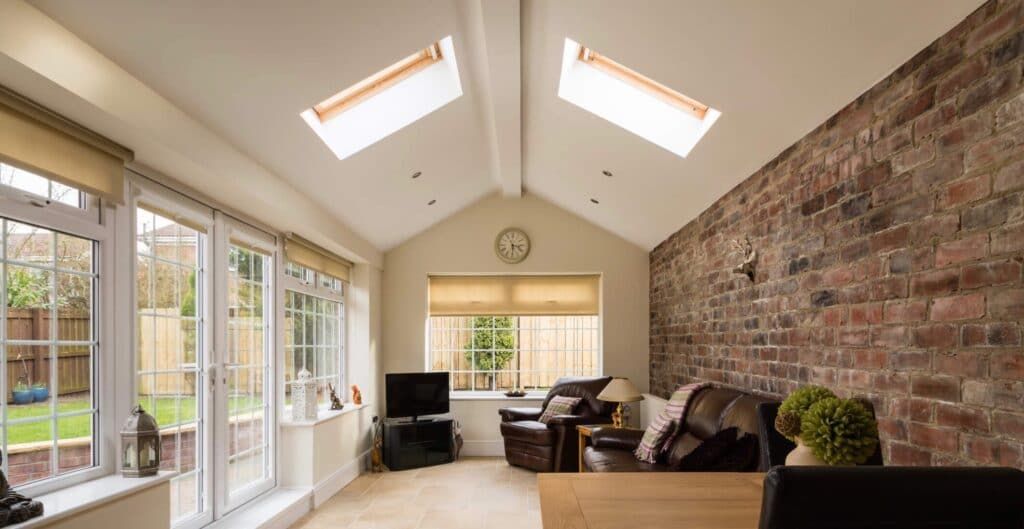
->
370;417;384;473
0;452;43;526
328;383;344;410
351;384;363;405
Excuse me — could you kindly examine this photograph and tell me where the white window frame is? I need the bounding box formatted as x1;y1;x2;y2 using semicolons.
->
426;314;603;398
130;176;216;529
0;166;115;498
282;265;345;412
0;162;101;224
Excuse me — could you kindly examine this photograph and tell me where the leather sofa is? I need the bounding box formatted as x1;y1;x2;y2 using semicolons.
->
759;466;1024;529
498;376;613;472
583;385;773;472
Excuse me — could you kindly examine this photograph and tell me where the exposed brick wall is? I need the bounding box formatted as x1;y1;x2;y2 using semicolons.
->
650;0;1024;467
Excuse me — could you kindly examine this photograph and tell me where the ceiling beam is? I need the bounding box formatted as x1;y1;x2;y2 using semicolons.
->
462;0;522;198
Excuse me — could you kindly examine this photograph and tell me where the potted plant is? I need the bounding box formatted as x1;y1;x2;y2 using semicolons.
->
31;382;49;402
775;385;879;466
12;380;33;405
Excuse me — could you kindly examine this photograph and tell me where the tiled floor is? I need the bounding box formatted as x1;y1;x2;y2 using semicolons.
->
291;457;542;529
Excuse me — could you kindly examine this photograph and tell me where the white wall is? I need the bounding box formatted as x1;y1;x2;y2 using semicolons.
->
382;192;649;452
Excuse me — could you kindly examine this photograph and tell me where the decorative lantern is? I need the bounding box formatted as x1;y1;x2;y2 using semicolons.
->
292;369;318;422
121;405;161;477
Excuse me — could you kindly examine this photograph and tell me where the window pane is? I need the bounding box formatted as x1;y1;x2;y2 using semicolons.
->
0;163;86;208
284;289;343;408
429;315;599;392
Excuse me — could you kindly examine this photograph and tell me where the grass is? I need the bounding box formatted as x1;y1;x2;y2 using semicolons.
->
6;395;263;445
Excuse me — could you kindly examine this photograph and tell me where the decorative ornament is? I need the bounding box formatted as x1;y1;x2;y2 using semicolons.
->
731;236;758;281
328;383;344;410
351;384;363;405
800;397;879;466
121;405;161;477
370;416;384;473
774;410;802;439
291;369;318;422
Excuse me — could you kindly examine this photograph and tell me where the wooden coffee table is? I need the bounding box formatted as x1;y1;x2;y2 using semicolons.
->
539;472;765;529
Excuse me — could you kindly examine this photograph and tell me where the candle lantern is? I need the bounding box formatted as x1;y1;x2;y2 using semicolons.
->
292;368;318;421
121;405;161;477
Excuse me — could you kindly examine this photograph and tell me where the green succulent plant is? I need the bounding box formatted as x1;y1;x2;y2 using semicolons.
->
800;397;879;466
776;385;836;440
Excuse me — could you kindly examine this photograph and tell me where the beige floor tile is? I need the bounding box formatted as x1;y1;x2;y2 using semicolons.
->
290;458;541;529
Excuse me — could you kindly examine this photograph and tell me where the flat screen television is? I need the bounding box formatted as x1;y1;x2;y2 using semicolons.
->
386;372;450;420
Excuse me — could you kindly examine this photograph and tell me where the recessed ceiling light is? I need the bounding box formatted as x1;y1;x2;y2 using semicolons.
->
590;198;599;204
412;171;422;179
602;170;613;177
301;36;463;160
558;38;720;158
428;199;437;205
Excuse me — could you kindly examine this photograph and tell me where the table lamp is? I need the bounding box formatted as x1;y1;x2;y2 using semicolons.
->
597;377;644;428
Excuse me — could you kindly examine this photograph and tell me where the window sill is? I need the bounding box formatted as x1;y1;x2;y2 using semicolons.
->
280;403;368;428
450;393;547;401
13;471;176;528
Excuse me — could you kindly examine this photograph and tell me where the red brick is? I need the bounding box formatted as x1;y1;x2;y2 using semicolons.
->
935;234;989;267
937;174;990;210
838;328;869;346
936;55;989;101
994;158;1024;192
961;260;1021;289
911;269;960;296
888;442;932;465
992;352;1024;380
963;435;1023;466
893;350;931;371
871;326;909;347
914;324;958;348
870;276;908;301
934;351;988;378
992;223;1024;254
849;303;883;326
822;266;854;287
936;403;990;432
869;225;910;253
990;289;1024;318
911;374;960;402
908;423;958;452
993;411;1024;437
930;293;986;321
965;3;1022;55
883;299;927;323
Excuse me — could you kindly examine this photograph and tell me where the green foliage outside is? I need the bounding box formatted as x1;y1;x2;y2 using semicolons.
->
6;268;49;309
800;397;879;465
464;316;517;373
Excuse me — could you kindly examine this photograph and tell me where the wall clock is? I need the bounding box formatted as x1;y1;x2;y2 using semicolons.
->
495;227;530;264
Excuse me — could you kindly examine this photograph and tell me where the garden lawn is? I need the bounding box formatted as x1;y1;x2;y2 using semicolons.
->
7;395;262;445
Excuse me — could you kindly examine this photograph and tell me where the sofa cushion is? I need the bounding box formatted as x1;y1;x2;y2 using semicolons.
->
500;420;555;445
665;432;704;468
539;396;581;424
584;447;671;472
676;427;739;471
635;383;707;463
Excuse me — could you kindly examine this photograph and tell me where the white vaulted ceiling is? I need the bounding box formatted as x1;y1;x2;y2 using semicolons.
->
21;0;983;252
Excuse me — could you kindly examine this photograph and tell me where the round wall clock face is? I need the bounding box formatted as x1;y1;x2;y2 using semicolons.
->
495;228;530;264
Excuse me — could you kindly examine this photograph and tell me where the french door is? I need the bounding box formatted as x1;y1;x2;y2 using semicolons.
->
134;186;275;529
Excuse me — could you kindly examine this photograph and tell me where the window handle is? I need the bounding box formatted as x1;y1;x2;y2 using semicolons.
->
27;196;51;208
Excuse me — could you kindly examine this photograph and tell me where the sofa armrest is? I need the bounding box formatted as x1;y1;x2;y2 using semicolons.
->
591;427;645;451
498;407;543;422
545;414;592;427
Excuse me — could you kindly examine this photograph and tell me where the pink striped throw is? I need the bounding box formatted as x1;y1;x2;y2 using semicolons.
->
633;383;709;463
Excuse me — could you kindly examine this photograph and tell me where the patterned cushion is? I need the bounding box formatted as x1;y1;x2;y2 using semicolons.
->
538;396;582;424
634;383;708;463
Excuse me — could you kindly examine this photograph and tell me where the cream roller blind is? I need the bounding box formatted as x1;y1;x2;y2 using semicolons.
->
0;87;132;205
428;275;600;316
285;235;352;282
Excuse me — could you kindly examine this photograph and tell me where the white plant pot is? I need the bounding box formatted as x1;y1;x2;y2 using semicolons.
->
786;437;827;466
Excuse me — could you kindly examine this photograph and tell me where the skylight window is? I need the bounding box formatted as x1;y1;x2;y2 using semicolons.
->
302;36;462;160
558;38;720;158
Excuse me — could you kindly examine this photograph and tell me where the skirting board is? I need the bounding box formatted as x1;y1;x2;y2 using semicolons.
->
459;439;505;457
313;449;372;508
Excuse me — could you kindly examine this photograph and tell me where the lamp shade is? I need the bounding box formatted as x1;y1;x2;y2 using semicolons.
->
597;378;644;403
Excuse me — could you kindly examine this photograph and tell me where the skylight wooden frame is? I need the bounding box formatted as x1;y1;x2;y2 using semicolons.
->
578;45;708;120
313;42;443;123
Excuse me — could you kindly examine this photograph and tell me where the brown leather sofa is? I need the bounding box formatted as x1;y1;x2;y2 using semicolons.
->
498;376;613;472
583;385;773;472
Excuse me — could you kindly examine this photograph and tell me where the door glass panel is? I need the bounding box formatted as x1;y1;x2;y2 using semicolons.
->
226;245;271;499
136;207;204;525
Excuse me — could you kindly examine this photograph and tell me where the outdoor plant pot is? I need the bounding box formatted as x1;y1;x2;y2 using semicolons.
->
32;386;49;402
12;389;33;405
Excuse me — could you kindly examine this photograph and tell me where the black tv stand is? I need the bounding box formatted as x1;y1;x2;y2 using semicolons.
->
383;418;453;471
